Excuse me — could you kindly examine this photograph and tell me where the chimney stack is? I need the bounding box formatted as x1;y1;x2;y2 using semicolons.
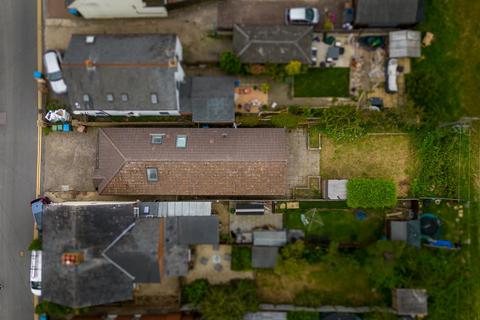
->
62;252;85;266
85;59;95;71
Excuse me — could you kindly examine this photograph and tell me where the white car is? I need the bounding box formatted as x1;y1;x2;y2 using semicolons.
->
285;7;320;25
30;250;42;296
386;58;399;93
43;50;67;94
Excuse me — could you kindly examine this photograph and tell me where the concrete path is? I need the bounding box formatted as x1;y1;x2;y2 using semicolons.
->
287;129;320;193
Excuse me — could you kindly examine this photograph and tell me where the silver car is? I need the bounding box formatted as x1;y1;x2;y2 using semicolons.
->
43;50;67;94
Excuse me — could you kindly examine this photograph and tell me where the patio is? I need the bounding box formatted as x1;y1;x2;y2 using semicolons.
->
185;245;254;284
235;85;268;113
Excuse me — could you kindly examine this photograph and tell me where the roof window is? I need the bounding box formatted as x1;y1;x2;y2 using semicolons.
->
106;93;114;102
176;135;187;148
146;168;158;182
150;134;164;144
150;93;158;104
121;93;129;102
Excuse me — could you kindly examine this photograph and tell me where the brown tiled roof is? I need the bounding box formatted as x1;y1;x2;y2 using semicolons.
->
95;128;288;196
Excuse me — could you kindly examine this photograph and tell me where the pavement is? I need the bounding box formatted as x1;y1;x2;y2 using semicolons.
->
0;0;38;319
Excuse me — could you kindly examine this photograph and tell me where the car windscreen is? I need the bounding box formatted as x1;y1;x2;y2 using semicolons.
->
46;71;63;82
30;281;41;290
306;8;314;21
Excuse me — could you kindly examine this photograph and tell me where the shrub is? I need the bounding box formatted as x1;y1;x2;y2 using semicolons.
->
285;60;302;76
28;239;42;251
219;51;245;75
347;178;397;208
182;279;210;305
265;63;287;82
200;280;258;320
231;246;252;271
287;311;320;320
35;301;85;317
260;82;270;94
271;113;306;128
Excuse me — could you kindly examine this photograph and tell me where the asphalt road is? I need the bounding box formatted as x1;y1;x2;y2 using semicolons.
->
0;0;38;318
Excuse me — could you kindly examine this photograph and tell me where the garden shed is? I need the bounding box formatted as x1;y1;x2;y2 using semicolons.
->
392;288;428;317
251;246;279;269
388;220;421;248
389;30;421;58
323;179;348;200
253;230;287;246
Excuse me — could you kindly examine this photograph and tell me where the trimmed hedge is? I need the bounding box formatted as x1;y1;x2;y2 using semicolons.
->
346;178;397;208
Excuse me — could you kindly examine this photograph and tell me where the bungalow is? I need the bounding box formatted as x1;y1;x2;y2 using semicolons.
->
233;24;313;64
63;34;185;117
354;0;424;28
94;128;289;197
42;202;219;308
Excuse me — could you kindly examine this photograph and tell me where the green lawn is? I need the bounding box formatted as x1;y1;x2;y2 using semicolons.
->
283;207;384;245
294;68;350;97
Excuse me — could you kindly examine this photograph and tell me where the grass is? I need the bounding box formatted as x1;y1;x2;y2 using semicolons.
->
308;126;321;148
283;208;384;245
294;68;350;97
320;135;414;197
231;246;252;271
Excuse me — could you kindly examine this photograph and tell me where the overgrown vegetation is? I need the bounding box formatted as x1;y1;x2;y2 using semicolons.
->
219;51;246;75
285;60;302;76
287;311;319;320
271;113;306;128
35;301;89;317
28;238;42;251
231;246;252;271
294;68;350;97
183;280;258;320
346;179;397;209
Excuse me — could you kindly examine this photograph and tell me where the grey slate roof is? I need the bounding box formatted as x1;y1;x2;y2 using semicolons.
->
63;34;179;112
354;0;422;28
252;246;279;269
393;288;428;316
180;77;236;123
390;220;421;248
253;230;287;246
233;24;313;64
42;203;137;308
164;216;219;277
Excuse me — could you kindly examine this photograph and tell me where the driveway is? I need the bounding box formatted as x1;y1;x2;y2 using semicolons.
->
45;1;231;63
218;0;344;30
43;128;98;192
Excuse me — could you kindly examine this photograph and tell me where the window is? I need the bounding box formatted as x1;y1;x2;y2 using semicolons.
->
121;93;129;102
146;168;158;182
150;93;158;104
150;134;164;144
106;93;114;102
176;135;187;148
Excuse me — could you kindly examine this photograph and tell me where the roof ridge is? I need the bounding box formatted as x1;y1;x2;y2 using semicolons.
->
97;129;127;193
102;222;136;280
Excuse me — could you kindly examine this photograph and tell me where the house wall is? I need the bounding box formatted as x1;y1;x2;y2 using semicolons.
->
72;110;181;116
69;0;168;19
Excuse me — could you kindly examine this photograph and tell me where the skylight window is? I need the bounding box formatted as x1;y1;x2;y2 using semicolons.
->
150;134;164;144
146;168;158;182
176;135;187;148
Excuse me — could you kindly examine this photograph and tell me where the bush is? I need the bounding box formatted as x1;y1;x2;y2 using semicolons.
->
231;246;252;271
182;279;210;305
219;51;245;75
287;311;319;320
265;63;287;82
200;280;258;320
28;239;42;251
285;60;302;76
346;178;397;208
35;301;88;317
271;113;306;128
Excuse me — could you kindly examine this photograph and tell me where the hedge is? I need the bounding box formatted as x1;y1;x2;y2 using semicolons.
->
346;178;397;208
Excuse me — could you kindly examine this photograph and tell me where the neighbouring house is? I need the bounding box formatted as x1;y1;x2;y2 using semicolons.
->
354;0;424;28
389;30;422;58
233;24;313;64
323;179;348;200
387;219;421;248
67;0;199;19
63;34;185;116
42;202;218;308
392;288;428;317
180;76;236;123
94;128;289;197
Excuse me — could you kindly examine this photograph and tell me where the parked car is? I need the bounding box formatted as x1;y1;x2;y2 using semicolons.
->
30;197;50;232
386;58;399;93
30;250;42;296
43;50;67;94
285;7;320;25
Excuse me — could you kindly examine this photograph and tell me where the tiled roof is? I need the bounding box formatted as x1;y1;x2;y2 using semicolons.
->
95;128;288;196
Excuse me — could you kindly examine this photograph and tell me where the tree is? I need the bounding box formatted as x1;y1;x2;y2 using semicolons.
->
285;60;302;76
219;51;245;75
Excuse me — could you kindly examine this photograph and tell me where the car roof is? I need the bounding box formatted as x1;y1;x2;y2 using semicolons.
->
44;51;61;74
50;79;68;94
289;8;307;20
